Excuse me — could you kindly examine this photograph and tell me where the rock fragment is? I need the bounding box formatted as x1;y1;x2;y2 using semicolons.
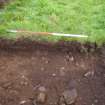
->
59;88;78;105
84;71;94;78
36;86;47;104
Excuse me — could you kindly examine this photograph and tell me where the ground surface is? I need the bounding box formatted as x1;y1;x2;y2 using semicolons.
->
0;40;105;105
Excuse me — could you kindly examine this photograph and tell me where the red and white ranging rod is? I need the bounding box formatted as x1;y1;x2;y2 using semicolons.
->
8;30;88;38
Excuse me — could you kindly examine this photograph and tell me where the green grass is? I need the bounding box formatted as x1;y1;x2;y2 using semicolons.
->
0;0;105;44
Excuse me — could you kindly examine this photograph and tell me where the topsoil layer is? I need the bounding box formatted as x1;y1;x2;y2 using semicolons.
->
0;0;9;7
0;39;105;105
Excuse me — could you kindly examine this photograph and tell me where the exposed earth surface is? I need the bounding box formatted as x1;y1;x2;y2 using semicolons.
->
0;40;105;105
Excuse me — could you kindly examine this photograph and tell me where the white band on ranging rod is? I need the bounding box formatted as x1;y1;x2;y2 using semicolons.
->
52;33;88;37
7;30;88;38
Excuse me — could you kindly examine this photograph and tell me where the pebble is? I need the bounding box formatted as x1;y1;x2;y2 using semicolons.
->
37;92;47;104
19;100;32;105
70;56;74;61
38;86;46;92
20;100;27;104
36;86;47;104
33;100;37;105
41;67;45;71
42;57;46;60
61;88;78;105
52;73;56;77
42;57;49;64
94;99;98;103
58;96;66;105
59;67;65;76
65;55;74;62
20;81;28;86
20;75;29;86
61;67;65;70
80;64;85;69
65;55;69;59
45;60;49;64
84;71;94;78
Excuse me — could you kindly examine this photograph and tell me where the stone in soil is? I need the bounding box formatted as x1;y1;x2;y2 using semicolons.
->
58;96;66;105
36;86;47;104
38;86;46;92
45;60;49;64
19;100;33;105
60;88;78;105
41;67;45;71
37;92;47;104
65;55;74;62
52;73;56;77
84;71;94;78
59;67;65;76
69;56;74;61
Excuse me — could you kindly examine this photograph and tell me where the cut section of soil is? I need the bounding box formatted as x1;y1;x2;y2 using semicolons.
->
0;39;105;105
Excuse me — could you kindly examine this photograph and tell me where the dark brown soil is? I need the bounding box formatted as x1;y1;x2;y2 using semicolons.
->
0;39;105;105
0;0;10;8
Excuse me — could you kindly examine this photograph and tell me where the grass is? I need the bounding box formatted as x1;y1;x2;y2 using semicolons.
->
0;0;105;44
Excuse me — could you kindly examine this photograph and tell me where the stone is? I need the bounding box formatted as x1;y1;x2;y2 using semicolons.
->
45;60;49;64
94;99;98;103
62;88;78;105
59;67;65;76
33;99;37;105
69;56;74;61
38;86;46;92
61;67;65;70
65;55;74;62
41;67;45;71
20;100;27;104
52;73;56;77
19;100;32;105
84;71;94;78
36;86;47;104
58;96;66;105
37;92;47;104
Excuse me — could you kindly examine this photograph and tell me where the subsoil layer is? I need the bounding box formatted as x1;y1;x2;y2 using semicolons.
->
0;40;105;105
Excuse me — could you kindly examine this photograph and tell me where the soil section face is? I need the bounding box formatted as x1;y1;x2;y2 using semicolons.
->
0;40;105;105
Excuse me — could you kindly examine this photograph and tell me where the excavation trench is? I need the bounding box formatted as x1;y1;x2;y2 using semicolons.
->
0;39;105;105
